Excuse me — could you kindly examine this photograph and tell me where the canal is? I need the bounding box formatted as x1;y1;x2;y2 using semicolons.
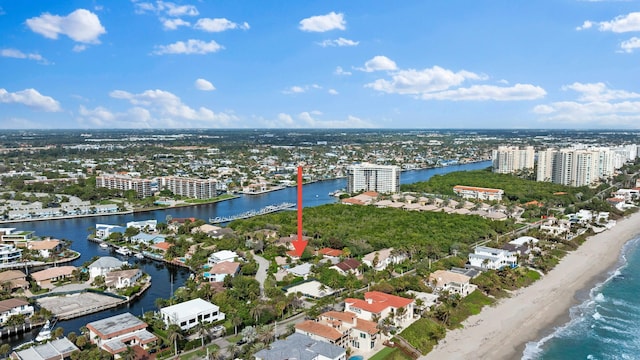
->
4;161;490;347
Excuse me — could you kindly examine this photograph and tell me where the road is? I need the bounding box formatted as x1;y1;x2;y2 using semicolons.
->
252;251;269;298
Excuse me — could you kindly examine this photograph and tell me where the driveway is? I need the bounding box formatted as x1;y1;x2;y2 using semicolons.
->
252;251;269;298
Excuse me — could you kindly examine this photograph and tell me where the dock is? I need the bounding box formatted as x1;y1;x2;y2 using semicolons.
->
209;202;295;224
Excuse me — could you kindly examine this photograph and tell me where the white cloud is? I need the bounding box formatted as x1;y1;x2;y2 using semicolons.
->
0;88;61;112
358;56;398;72
328;89;339;95
282;84;321;95
73;44;87;52
335;66;352;76
152;39;223;55
26;9;106;44
534;83;640;128
134;1;199;17
298;112;375;128
1;48;48;64
620;37;640;53
195;78;215;91
562;82;640;101
162;18;190;30
299;12;346;32
194;18;249;32
579;12;640;33
109;89;234;125
318;37;359;47
366;66;484;94
420;84;546;101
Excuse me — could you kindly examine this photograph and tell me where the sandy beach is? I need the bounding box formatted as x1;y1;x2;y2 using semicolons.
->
422;210;640;360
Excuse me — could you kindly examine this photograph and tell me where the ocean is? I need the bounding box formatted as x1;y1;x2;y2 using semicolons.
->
523;235;640;360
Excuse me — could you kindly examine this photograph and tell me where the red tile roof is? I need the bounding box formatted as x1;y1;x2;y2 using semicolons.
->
318;248;343;257
345;291;413;313
152;242;173;251
454;185;502;193
295;320;344;341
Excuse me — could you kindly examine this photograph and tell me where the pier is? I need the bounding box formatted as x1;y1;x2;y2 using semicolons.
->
209;202;295;224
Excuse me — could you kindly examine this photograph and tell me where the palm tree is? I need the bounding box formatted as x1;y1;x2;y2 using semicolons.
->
207;348;222;360
121;346;136;360
195;321;209;348
166;324;183;357
0;344;11;359
227;343;240;359
231;314;243;335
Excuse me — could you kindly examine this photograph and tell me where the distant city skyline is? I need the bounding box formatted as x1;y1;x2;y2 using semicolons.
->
1;1;640;129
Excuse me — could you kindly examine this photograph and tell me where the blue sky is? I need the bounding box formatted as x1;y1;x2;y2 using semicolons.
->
2;1;640;129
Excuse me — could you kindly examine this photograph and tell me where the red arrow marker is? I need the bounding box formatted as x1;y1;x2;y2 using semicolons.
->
293;166;307;257
292;239;308;258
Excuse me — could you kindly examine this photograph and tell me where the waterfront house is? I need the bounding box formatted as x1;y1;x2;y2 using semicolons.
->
207;250;239;265
130;233;166;246
150;241;173;254
0;244;22;265
295;320;349;348
95;224;126;240
0;269;29;291
88;257;128;279
316;311;381;352
86;312;157;357
0;298;34;324
160;298;225;331
254;333;346;360
0;230;34;247
105;268;143;289
27;239;61;258
126;219;157;232
330;258;361;276
428;270;475;297
362;248;406;271
10;337;79;360
344;291;414;327
205;261;240;283
468;246;517;270
31;266;76;288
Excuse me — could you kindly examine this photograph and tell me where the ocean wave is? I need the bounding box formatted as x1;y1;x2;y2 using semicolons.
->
520;236;640;360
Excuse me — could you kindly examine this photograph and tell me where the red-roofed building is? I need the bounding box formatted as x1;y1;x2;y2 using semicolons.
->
330;258;361;276
453;185;504;201
295;320;349;347
313;311;382;352
151;242;173;252
344;291;414;327
317;248;343;259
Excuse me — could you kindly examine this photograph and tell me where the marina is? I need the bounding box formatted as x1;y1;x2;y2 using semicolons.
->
209;202;296;223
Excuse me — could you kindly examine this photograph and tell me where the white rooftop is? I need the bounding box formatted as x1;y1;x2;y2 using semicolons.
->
160;298;220;318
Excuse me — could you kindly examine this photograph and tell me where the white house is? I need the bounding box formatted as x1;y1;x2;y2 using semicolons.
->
428;270;476;297
126;220;157;232
0;244;22;265
206;261;240;283
0;298;34;324
207;250;238;265
468;246;517;270
88;256;128;279
95;224;126;239
105;269;143;289
160;298;225;331
362;248;406;271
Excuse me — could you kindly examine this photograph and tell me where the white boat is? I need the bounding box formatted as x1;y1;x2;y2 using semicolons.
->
99;242;109;249
35;320;52;342
115;247;132;256
134;253;144;259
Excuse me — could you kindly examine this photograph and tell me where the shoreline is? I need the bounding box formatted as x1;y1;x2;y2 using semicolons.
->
422;210;640;360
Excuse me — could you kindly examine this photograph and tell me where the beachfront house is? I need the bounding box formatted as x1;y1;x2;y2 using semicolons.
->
344;291;414;327
88;256;128;279
468;246;517;270
0;298;34;324
295;320;350;348
315;311;381;352
428;270;476;297
160;298;225;331
86;312;158;357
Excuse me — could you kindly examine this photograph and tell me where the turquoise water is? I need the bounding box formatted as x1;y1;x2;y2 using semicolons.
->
349;356;364;360
523;236;640;360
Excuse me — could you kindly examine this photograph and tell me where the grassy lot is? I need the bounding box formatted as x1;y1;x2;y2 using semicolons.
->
398;318;446;355
449;290;495;326
369;346;412;360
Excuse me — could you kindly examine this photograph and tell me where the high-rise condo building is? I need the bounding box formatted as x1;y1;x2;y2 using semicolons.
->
346;163;400;194
160;177;221;200
96;174;152;198
492;146;535;174
536;147;615;187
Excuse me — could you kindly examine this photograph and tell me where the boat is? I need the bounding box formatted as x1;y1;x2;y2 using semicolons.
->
134;252;144;259
35;320;52;342
115;247;132;256
99;242;109;249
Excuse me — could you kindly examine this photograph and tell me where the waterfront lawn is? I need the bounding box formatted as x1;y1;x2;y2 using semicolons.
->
398;318;446;355
369;346;412;360
184;194;237;204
